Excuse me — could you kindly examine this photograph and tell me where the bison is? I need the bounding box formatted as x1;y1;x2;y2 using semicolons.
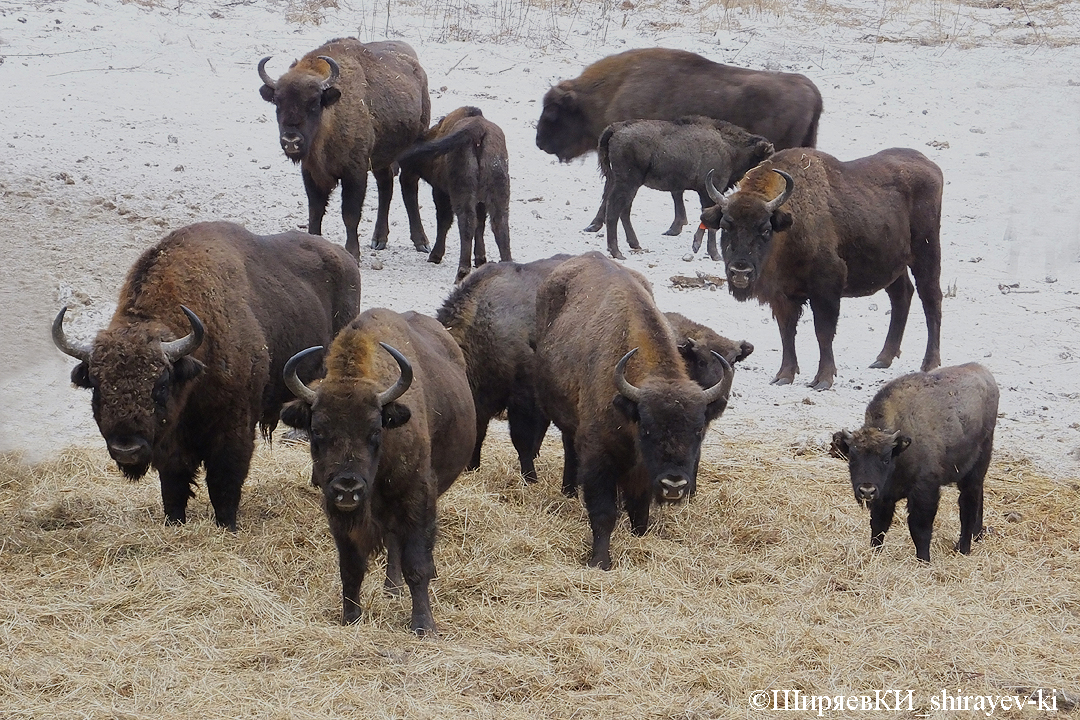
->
597;116;774;260
396;106;512;282
52;221;361;530
831;363;999;562
279;308;475;635
700;147;944;391
665;312;755;391
258;39;431;259
534;252;732;569
534;48;822;237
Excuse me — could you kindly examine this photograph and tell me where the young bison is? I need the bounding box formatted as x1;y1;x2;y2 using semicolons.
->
598;116;774;260
832;363;999;562
396;106;512;282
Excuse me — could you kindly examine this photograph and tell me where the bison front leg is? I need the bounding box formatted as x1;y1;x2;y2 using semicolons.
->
302;168;331;239
808;294;842;390
158;463;199;526
507;397;550;484
203;428;254;530
770;299;802;386
560;432;579;498
383;532;404;596
427;188;454;265
398;167;431;253
339;170;369;259
869;500;896;550
663;191;688;236
369;166;395;252
906;486;941;562
332;530;368;625
579;446;622;570
871;274;914;369
400;507;439;636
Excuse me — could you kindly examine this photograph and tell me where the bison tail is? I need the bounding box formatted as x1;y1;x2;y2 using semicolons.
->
397;127;479;169
597;125;615;178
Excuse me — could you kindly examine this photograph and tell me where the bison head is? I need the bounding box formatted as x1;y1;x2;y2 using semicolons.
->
702;168;794;302
612;348;732;503
258;55;341;162
832;427;911;506
281;343;412;515
53;306;205;479
678;336;754;392
535;84;594;162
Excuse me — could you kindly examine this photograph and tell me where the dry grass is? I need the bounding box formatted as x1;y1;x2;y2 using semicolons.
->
1;429;1078;718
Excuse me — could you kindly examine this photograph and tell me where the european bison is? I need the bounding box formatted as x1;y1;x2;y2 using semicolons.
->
258;39;431;259
597;116;774;260
832;363;999;562
534;252;732;569
280;308;475;634
397;106;512;282
52;221;361;530
534;47;822;236
700;147;944;390
665;312;755;391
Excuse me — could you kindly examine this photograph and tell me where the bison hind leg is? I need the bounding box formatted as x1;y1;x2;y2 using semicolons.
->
872;274;914;369
662;190;688;236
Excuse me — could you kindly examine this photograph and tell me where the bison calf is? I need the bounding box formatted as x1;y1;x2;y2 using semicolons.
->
397;106;512;282
598;116;773;260
280;308;475;634
832;363;999;562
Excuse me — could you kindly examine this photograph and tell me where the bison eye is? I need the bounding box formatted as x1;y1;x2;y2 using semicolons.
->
151;378;169;407
718;217;732;231
368;428;382;447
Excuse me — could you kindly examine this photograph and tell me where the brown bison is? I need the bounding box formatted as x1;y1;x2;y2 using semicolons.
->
52;222;361;530
396;106;512;282
280;308;475;635
258;39;431;259
597;116;774;260
534;48;822;235
534;252;731;569
832;363;999;562
665;312;755;391
700;147;944;391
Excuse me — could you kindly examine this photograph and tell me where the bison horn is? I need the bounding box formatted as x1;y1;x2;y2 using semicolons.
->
764;169;795;213
376;342;413;407
160;306;205;362
705;169;729;211
257;56;276;89
283;346;323;405
317;55;340;89
52;307;92;362
614;348;643;404
701;351;733;405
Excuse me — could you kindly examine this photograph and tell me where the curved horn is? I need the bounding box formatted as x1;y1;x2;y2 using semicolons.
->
283;346;323;405
317;55;340;89
705;169;729;211
52;307;92;362
160;306;205;362
257;56;276;89
614;348;643;404
701;351;733;404
376;342;413;407
764;169;795;213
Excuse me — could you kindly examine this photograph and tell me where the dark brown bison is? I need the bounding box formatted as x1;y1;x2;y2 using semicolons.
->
52;222;361;530
534;48;822;236
831;363;999;562
534;252;731;569
664;312;754;391
258;39;431;259
597;116;774;260
279;308;475;634
396;106;512;283
700;147;944;391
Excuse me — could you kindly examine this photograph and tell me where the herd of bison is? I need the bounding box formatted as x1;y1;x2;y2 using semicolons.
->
49;39;1000;635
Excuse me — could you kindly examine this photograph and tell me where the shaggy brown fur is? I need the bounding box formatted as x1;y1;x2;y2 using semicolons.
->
259;39;431;258
279;308;475;635
54;221;361;530
397;106;512;282
701;147;944;390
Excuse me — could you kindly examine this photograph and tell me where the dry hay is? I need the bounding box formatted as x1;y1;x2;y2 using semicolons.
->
0;426;1078;718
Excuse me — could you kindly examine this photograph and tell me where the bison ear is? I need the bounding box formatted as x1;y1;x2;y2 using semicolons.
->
321;87;342;108
612;394;639;423
705;396;729;422
892;434;912;456
830;430;850;459
771;210;793;233
70;361;92;389
758;140;775;159
259;84;276;104
172;356;205;385
280;399;311;430
382;402;411;429
699;205;723;231
676;338;697;359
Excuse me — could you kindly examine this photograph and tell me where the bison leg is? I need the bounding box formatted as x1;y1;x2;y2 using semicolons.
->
808;294;842;391
507;397;550;484
771;299;802;386
871;274;914;369
427;188;453;265
911;250;943;372
400;512;438;636
604;182;638;260
906;486;941;562
302;168;331;239
583;179;611;233
383;532;404;596
158;464;198;526
398;167;431;253
578;443;623;570
869;500;896;549
368;167;395;252
624;486;651;536
956;444;991;554
560;432;579;498
695;193;722;261
340;170;369;258
705;230;720;262
663;191;688;236
203;437;253;531
488;200;512;262
453;199;478;283
333;530;369;625
472;202;488;268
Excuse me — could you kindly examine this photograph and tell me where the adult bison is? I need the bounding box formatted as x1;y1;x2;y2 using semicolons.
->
397;106;512;282
52;221;361;530
597;116;774;259
258;39;431;259
279;308;475;635
534;252;732;569
535;48;822;235
665;312;754;391
700;147;944;390
832;363;999;562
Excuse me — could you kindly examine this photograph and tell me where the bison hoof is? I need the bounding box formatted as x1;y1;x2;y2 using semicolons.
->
455;267;471;283
427;253;444;265
583;220;603;233
370;238;388;251
869;358;893;369
414;243;432;254
770;376;794;386
810;379;834;391
609;250;626;261
663;225;684;237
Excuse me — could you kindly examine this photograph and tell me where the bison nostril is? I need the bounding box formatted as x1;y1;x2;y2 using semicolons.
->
857;484;877;499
